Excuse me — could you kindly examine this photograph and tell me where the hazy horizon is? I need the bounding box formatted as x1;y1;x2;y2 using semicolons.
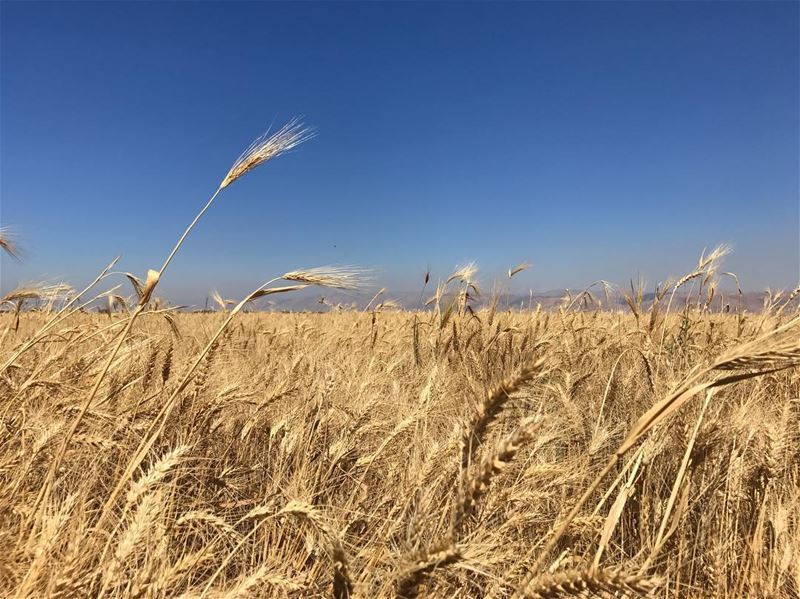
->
2;1;798;300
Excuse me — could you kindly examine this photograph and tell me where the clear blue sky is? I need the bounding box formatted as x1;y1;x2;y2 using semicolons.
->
2;1;798;303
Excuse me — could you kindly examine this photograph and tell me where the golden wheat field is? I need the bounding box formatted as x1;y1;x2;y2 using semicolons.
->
1;291;799;598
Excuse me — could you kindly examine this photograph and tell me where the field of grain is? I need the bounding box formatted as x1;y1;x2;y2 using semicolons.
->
1;293;799;598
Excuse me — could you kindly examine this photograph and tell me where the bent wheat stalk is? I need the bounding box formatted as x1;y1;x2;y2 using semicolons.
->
25;120;312;537
0;226;22;261
461;358;549;470
512;315;800;596
518;568;660;599
396;544;463;599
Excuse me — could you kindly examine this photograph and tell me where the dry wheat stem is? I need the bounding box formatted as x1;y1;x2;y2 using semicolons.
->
514;316;800;594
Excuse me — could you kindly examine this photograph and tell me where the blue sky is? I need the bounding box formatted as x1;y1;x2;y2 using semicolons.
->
1;1;798;304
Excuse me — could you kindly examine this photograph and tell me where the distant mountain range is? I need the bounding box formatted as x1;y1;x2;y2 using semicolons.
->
212;288;779;313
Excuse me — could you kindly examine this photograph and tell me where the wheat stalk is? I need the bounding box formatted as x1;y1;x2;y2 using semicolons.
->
460;358;548;470
0;227;22;261
219;119;314;189
27;120;313;529
517;568;660;598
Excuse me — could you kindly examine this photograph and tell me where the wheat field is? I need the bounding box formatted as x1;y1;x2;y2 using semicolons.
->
1;294;799;598
1;122;799;598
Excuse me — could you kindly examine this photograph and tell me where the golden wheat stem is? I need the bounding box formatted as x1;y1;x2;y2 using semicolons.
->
513;455;620;597
156;188;222;285
641;388;713;572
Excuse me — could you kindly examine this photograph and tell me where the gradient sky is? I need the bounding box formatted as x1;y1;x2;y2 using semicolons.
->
1;1;798;305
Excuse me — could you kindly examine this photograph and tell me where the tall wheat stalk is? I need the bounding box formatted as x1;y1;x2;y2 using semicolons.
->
26;120;313;533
